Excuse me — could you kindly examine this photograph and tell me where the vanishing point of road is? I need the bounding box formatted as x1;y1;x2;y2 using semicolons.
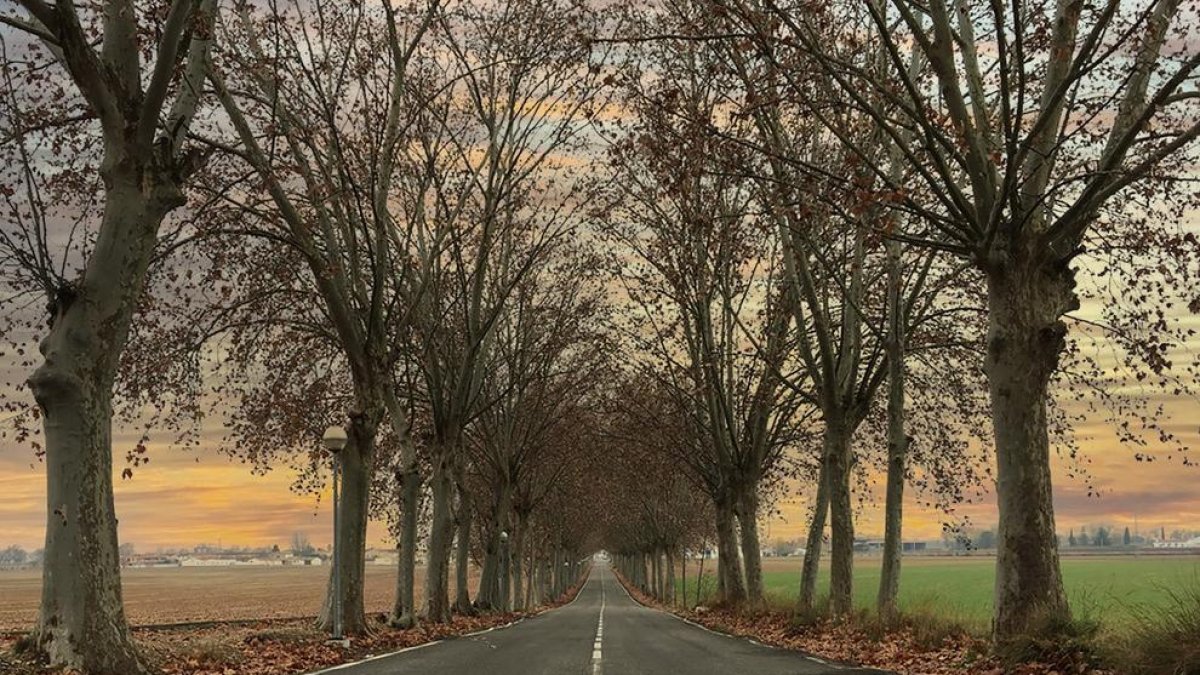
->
316;561;888;675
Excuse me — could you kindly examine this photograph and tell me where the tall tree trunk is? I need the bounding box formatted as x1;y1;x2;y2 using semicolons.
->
985;261;1072;642
798;457;829;613
425;452;455;623
654;549;663;600
714;498;747;605
555;553;562;597
28;164;184;674
737;486;765;606
476;537;499;610
476;481;513;611
665;549;677;606
658;549;667;602
500;538;512;612
380;385;421;629
715;548;726;599
452;481;474;615
512;513;526;610
32;376;145;674
531;554;540;603
826;415;855;617
695;550;706;608
878;239;908;620
540;554;550;602
680;550;688;608
528;554;539;607
390;463;420;628
318;411;376;635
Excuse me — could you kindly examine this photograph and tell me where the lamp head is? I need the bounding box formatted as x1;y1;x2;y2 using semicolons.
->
322;426;348;452
500;531;509;543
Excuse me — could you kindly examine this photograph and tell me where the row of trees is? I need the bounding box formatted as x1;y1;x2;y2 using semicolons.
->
0;545;39;566
0;0;1196;672
591;0;1198;647
0;0;613;672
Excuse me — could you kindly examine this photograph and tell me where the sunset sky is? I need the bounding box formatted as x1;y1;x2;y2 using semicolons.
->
5;262;1196;552
2;384;1197;552
0;16;1197;556
2;215;1198;555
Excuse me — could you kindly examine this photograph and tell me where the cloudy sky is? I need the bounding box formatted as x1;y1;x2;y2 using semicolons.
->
0;2;1197;555
1;386;1197;552
1;282;1199;552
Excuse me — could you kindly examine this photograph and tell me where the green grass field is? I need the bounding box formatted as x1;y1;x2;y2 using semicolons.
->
678;555;1200;630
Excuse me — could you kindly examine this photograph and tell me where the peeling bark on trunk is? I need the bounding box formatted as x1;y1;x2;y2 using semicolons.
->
680;552;687;608
318;414;375;635
390;464;420;628
30;173;183;675
715;548;726;599
665;549;677;606
877;421;908;619
523;548;535;609
798;457;829;613
476;540;499;610
878;239;908;619
511;514;526;610
32;354;144;675
452;484;474;615
552;548;564;596
649;551;658;599
475;480;514;612
985;260;1073;642
659;551;667;600
714;498;747;605
826;416;855;617
425;454;455;623
538;554;550;603
737;487;765;606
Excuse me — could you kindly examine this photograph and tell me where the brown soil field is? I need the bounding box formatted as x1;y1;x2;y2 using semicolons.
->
0;565;478;631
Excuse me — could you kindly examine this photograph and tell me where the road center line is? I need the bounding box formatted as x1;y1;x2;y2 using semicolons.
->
592;566;606;675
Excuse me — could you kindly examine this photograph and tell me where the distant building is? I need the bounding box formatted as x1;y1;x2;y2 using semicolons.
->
853;539;883;553
366;548;399;566
125;554;181;568
179;556;243;567
1151;536;1200;549
852;540;930;554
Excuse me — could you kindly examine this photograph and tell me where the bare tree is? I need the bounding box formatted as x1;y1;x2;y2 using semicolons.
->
200;0;437;634
0;1;218;670
729;0;1200;639
598;35;810;604
467;243;608;611
400;0;607;622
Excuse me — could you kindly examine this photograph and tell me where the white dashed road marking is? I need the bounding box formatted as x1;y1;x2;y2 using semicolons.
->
592;570;605;675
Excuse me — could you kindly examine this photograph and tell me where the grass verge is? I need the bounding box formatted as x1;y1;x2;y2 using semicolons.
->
1103;576;1200;675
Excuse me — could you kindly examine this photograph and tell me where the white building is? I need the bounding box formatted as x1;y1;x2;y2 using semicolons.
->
1151;536;1200;549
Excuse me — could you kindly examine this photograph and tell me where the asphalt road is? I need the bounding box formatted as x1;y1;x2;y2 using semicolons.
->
319;561;888;675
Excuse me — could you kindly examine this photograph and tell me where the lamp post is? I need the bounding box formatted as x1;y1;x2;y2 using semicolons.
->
322;426;348;642
499;531;510;612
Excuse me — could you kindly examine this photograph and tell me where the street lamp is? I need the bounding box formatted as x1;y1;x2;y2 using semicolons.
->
499;531;510;612
323;426;347;642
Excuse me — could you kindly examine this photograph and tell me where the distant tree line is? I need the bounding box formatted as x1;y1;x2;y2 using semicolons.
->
0;545;43;567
